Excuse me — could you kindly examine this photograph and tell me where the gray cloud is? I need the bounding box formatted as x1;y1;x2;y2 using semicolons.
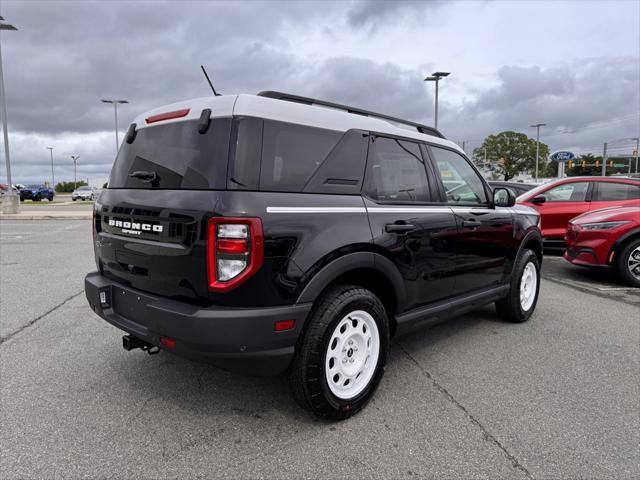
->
1;0;638;183
346;0;444;28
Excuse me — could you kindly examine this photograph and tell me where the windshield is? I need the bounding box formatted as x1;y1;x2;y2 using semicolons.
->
108;118;230;189
77;186;91;191
26;184;42;189
516;180;556;201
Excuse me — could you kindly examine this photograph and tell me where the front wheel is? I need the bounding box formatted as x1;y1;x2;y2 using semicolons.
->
615;239;640;288
496;249;540;323
288;285;390;420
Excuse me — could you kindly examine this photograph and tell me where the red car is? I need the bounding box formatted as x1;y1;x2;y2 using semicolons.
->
564;206;640;287
517;177;640;249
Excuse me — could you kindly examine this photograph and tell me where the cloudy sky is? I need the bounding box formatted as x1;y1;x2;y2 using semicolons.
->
0;0;638;184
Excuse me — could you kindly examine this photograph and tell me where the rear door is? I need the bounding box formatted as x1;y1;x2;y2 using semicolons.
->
363;135;457;311
95;116;232;302
428;145;514;295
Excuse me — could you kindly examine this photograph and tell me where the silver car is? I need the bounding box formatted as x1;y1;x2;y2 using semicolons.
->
71;186;98;201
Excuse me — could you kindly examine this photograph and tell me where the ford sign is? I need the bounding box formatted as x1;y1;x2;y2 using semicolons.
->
550;151;575;162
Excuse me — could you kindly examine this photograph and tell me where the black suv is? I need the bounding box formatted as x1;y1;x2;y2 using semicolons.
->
85;91;542;419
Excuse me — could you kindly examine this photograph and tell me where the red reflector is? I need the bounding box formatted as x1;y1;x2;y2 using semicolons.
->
274;319;295;332
145;108;190;124
217;238;248;254
159;337;176;349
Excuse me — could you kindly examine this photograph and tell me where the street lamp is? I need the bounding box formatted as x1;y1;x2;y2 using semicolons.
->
424;71;450;129
530;123;546;182
46;147;55;189
71;155;80;188
0;16;18;213
101;99;129;153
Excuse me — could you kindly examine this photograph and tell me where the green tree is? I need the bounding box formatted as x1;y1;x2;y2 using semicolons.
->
55;181;88;193
473;131;550;181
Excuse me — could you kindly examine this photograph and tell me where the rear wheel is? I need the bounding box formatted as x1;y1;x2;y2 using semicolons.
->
496;249;540;323
288;285;389;420
615;239;640;288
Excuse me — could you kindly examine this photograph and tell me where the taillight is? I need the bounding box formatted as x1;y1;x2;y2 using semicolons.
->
206;217;264;292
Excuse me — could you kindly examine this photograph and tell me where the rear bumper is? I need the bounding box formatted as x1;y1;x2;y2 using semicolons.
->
84;271;311;375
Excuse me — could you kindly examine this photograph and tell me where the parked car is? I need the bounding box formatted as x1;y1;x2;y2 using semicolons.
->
565;206;640;287
72;186;98;201
85;91;543;419
517;176;640;250
488;181;537;197
19;184;54;202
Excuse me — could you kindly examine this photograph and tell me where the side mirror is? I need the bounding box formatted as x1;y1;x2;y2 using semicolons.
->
493;187;516;207
532;195;546;205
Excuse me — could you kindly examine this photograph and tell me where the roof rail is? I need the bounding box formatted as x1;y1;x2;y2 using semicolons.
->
257;90;445;139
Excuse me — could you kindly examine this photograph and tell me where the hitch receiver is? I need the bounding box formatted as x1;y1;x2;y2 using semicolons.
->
122;334;160;355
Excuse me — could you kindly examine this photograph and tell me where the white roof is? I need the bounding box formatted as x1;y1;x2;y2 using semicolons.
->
132;93;462;153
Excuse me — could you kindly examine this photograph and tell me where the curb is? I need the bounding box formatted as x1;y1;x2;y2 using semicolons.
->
0;214;92;221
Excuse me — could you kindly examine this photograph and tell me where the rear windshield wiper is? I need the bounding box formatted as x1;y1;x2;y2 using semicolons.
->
128;170;158;182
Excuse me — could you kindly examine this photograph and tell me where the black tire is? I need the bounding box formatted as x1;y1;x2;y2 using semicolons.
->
288;284;390;420
72;198;77;201
615;238;640;288
48;196;54;202
496;249;540;323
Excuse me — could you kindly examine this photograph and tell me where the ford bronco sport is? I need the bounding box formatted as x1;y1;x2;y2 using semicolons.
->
85;91;542;419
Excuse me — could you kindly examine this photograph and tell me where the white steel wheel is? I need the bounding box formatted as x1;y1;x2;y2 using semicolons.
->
519;261;537;311
325;310;380;400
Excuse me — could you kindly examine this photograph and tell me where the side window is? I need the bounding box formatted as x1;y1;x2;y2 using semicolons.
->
228;117;262;190
430;146;488;204
544;182;589;202
364;136;430;203
594;182;640;201
303;130;369;195
259;120;341;192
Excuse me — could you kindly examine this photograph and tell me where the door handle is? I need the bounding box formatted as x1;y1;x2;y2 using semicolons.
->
462;219;481;228
385;223;416;233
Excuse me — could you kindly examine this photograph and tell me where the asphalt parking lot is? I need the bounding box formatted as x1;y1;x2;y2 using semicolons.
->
1;220;638;479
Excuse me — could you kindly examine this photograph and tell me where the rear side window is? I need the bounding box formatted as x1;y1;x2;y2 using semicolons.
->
303;130;369;194
364;136;430;203
594;182;640;201
260;120;342;192
109;118;231;189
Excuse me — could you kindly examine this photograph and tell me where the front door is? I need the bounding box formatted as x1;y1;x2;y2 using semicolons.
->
428;144;514;295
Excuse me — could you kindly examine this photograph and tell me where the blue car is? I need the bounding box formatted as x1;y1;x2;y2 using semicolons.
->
19;184;55;202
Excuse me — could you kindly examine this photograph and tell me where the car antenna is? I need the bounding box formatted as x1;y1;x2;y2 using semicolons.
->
200;65;221;96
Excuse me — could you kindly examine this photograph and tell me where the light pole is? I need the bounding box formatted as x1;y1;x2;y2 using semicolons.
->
71;155;80;188
101;99;129;153
46;147;55;188
530;123;546;182
0;16;18;213
424;71;450;129
633;137;639;174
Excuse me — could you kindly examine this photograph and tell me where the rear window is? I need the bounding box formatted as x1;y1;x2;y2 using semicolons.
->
108;118;231;189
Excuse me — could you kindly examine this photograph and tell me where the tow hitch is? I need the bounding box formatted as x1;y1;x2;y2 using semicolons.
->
122;334;160;355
